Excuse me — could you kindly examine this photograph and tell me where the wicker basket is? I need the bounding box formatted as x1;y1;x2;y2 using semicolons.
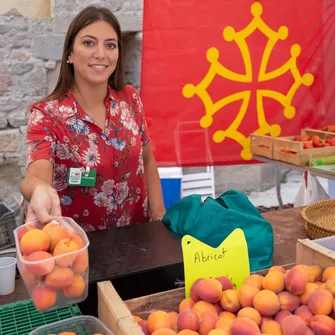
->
301;199;335;239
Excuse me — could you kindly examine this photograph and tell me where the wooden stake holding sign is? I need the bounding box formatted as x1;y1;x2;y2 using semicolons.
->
181;228;250;298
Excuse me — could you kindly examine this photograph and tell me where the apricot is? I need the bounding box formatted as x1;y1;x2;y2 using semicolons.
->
325;276;335;296
148;311;173;334
237;307;261;326
45;266;74;289
44;225;70;251
151;329;176;335
216;315;234;334
178;330;199;335
294;305;313;327
323;266;335;282
285;266;308;295
71;250;89;274
230;317;261;335
280;315;306;335
62;274;85;298
262;271;285;293
20;229;50;256
310;314;335;335
134;315;143;322
58;333;76;335
168;311;179;333
303;328;313;335
17;224;37;242
208;330;228;335
218;311;236;321
260;316;272;329
25;251;55;276
268;266;286;274
69;233;86;249
179;298;195;312
198;311;219;335
260;320;282;335
299;283;319;305
307;289;333;315
308;265;323;282
197;278;222;303
212;302;222;314
243;275;264;290
253;290;280;317
53;238;78;267
193;301;217;315
138;320;150;335
274;311;291;324
238;284;260;308
20;266;41;289
32;285;57;311
219;289;240;313
277;291;300;312
178;309;199;331
215;276;234;291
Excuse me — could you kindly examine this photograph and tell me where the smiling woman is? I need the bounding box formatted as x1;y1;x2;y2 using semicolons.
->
20;5;166;232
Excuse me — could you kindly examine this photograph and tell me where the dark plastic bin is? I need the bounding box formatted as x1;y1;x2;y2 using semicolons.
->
0;203;16;250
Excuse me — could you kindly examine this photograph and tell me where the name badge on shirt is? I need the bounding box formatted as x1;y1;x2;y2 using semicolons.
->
68;167;96;187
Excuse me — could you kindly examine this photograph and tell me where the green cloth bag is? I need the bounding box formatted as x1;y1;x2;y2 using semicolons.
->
161;190;274;272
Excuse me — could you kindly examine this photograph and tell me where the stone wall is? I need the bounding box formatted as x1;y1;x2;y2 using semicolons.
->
0;0;143;206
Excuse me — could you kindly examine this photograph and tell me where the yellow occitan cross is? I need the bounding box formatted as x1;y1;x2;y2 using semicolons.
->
182;1;314;160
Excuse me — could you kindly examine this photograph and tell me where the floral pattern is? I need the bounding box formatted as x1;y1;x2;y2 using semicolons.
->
27;85;150;231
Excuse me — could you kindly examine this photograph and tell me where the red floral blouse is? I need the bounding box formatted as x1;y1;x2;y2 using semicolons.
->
27;85;150;231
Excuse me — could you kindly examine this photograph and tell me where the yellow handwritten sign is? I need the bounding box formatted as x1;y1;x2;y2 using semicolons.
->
182;228;250;298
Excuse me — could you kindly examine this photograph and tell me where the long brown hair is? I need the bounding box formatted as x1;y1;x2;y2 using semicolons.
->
45;6;124;102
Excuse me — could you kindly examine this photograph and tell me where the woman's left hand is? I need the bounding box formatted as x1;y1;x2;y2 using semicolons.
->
151;211;166;222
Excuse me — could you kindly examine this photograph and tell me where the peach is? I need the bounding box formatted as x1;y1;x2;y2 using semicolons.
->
62;274;85;298
43;225;70;251
71;250;89;274
299;283;319;305
219;289;240;313
178;309;199;331
243;275;264;290
280;315;306;335
53;238;78;267
262;271;285;293
253;290;280;317
277;291;300;312
310;314;335;335
260;320;282;335
230;317;261;335
325;276;335;296
285;266;308;295
179;298;195;312
294;306;313;327
238;284;260;308
148;311;173;334
308;265;323;282
17;224;37;242
323;266;335;282
215;276;234;291
139;320;150;335
237;307;261;326
32;285;57;311
193;301;217;315
25;251;55;276
268;266;286;274
20;229;50;256
45;266;74;289
178;330;199;335
197;279;222;304
168;311;179;333
274;311;291;324
303;327;314;335
151;329;177;335
307;289;333;315
198;311;219;335
190;278;204;302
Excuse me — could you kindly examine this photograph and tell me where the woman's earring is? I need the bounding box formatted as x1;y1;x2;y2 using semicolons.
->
67;60;70;64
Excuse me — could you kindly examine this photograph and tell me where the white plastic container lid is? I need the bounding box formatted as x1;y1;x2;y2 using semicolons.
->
158;167;183;179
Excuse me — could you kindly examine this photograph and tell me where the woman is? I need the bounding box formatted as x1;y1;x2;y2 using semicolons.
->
20;5;166;231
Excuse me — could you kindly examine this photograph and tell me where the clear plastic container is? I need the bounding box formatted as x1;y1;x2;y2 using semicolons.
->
14;217;90;312
29;315;114;335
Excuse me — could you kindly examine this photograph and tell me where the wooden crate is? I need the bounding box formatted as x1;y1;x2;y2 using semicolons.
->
250;134;274;158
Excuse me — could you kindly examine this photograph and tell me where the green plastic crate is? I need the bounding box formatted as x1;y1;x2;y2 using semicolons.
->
0;299;82;335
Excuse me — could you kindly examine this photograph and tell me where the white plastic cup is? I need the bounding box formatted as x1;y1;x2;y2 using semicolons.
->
0;257;17;295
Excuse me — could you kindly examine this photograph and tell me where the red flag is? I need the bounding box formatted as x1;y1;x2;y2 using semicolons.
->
141;0;335;166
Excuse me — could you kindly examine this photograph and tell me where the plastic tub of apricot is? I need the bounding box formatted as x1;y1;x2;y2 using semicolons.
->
14;217;90;312
29;315;113;335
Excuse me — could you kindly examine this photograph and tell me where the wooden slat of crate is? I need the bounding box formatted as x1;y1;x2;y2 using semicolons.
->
250;134;273;158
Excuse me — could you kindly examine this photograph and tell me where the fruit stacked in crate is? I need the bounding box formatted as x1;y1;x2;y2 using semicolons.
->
14;218;90;312
131;265;335;335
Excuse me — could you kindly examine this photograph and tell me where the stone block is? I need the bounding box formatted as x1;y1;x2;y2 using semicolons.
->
12;34;32;48
0;16;12;34
0;67;12;95
117;11;143;33
10;49;31;61
52;12;76;34
13;63;34;75
54;0;78;12
32;34;65;60
0;112;8;129
0;129;22;153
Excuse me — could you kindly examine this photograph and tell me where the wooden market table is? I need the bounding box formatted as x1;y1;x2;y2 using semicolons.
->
0;206;308;315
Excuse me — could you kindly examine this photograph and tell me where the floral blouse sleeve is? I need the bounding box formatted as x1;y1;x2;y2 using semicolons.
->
26;105;57;168
129;86;150;146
